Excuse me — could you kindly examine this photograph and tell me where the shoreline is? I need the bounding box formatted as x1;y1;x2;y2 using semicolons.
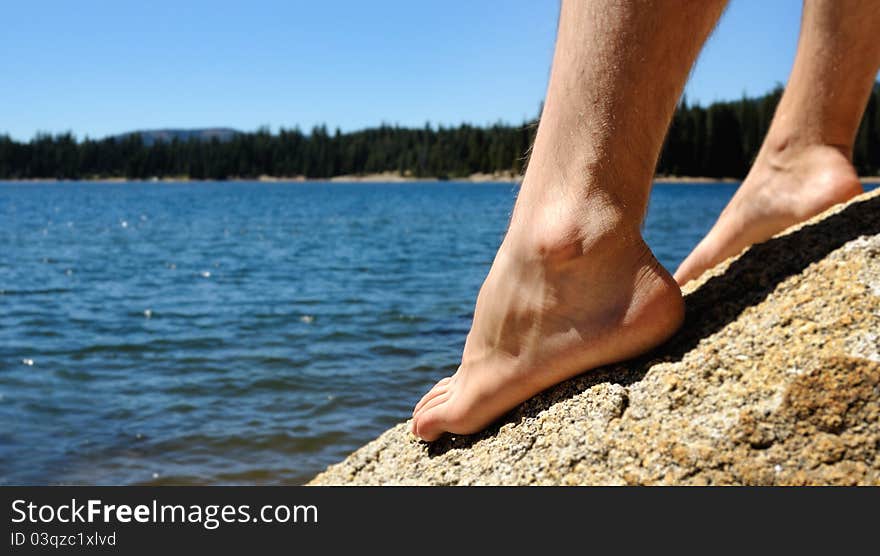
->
3;173;880;185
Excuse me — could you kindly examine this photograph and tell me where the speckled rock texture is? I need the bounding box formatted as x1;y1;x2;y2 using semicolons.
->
310;189;880;485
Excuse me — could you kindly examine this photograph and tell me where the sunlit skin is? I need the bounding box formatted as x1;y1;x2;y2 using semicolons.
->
413;0;880;441
675;0;880;285
411;0;728;441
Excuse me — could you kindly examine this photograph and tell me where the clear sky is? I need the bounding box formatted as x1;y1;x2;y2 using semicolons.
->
1;0;807;141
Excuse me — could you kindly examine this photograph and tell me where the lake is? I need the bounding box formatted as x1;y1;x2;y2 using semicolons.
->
2;180;867;484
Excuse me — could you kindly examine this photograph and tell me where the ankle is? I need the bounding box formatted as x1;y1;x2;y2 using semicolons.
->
740;128;862;219
760;128;854;166
505;201;642;268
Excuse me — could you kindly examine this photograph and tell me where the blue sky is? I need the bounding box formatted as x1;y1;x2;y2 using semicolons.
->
1;0;807;141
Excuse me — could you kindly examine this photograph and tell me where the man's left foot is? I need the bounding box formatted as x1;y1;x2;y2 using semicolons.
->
410;186;684;441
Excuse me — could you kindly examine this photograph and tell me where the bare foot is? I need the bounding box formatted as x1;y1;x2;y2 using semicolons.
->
411;203;684;441
674;142;863;285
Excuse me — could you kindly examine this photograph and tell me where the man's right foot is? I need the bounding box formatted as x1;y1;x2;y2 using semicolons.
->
675;141;863;285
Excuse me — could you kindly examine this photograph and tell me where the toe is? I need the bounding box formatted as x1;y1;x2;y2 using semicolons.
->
674;256;700;286
414;397;452;442
412;376;452;416
413;389;450;423
674;241;712;286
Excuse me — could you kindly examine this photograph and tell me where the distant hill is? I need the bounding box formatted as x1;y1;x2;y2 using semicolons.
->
111;128;240;146
3;84;879;179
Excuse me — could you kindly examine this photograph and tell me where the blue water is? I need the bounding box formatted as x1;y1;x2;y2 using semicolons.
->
0;180;763;484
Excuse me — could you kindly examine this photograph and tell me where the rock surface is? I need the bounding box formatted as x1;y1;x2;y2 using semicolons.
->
310;189;880;485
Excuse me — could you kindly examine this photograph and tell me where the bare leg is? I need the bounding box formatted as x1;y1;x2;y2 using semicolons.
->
412;0;727;441
675;0;880;285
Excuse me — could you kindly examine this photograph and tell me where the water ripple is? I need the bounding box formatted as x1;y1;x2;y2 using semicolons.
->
0;179;772;485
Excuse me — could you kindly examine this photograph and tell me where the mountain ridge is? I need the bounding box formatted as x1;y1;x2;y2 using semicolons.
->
111;128;240;145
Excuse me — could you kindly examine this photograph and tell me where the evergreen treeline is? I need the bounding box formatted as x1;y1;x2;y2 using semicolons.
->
2;85;879;180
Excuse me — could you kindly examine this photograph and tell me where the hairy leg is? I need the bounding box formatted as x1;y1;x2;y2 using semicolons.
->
676;0;880;285
412;0;727;441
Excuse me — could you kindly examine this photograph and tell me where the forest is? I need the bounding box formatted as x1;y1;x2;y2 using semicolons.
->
1;84;879;180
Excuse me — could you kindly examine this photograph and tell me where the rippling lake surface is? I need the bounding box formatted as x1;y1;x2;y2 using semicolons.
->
6;180;867;484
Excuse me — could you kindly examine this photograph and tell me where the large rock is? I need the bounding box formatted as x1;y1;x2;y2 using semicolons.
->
310;189;880;485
